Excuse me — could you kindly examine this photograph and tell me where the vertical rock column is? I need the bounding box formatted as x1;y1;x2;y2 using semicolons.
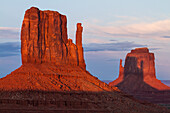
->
119;59;124;79
76;23;86;69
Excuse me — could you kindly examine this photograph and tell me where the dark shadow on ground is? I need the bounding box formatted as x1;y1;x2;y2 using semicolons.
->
0;90;169;113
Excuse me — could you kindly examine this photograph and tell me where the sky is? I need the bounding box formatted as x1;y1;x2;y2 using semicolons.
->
0;0;170;80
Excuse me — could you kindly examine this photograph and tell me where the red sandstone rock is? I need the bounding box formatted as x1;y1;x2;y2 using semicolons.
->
110;47;170;90
21;7;85;69
76;23;86;69
124;47;156;79
109;47;170;104
66;39;79;66
0;6;116;92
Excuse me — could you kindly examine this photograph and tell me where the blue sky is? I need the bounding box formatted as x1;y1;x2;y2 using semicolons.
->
0;0;170;80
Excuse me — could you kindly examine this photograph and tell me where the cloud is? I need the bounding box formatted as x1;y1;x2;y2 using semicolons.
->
0;27;19;30
109;39;117;42
84;19;170;39
0;42;20;57
0;27;20;39
84;41;146;52
162;36;170;38
149;48;160;51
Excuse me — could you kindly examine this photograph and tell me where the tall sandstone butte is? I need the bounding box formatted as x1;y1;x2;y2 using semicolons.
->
21;7;85;69
0;7;114;92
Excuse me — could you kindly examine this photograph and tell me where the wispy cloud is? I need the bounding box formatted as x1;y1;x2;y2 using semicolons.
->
0;27;20;39
110;39;117;42
84;41;146;52
0;27;20;30
84;19;170;39
0;42;20;57
162;36;170;38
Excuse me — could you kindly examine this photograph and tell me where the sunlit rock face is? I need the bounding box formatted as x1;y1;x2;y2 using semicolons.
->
76;23;86;69
21;7;86;69
0;7;116;92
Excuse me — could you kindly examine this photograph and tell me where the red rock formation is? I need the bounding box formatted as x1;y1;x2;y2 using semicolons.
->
124;47;156;79
76;23;86;69
123;48;170;90
110;47;170;90
109;47;170;104
0;6;118;92
21;7;85;69
0;7;169;113
66;39;79;66
21;7;67;64
119;59;124;79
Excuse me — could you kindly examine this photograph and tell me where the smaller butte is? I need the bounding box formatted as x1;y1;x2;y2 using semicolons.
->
109;47;170;91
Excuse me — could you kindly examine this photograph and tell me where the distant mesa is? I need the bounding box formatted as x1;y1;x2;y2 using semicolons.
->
109;47;170;91
109;47;170;103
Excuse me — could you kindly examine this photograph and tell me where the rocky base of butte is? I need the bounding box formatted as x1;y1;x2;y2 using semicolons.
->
0;7;169;113
109;48;170;104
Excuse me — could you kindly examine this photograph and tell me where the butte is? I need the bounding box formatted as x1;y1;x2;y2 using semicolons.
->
0;7;169;113
109;47;170;104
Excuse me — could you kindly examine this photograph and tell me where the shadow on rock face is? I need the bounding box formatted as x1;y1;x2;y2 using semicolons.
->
0;90;169;113
109;48;170;104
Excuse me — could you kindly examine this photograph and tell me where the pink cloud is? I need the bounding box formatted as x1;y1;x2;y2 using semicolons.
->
0;27;20;42
84;19;170;39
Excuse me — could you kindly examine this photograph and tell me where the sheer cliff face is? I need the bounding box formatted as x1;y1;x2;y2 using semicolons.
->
21;7;86;69
124;48;156;78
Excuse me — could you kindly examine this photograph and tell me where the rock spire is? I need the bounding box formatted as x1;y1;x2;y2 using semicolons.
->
119;59;124;79
76;23;86;69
